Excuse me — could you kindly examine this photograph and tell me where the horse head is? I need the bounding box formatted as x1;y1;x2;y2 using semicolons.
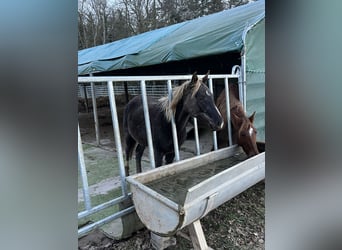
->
184;71;224;131
231;110;259;157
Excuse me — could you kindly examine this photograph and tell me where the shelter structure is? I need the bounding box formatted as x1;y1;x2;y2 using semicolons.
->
78;0;265;141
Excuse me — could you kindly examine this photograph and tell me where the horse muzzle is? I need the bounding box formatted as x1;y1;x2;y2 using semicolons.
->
246;146;259;158
206;114;224;131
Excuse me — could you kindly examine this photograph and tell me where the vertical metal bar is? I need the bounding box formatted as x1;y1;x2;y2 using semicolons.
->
167;80;180;161
83;84;89;113
90;80;100;146
238;75;244;104
241;53;247;111
107;81;128;196
224;77;233;146
193;117;200;156
78;125;92;210
208;78;218;150
140;80;156;169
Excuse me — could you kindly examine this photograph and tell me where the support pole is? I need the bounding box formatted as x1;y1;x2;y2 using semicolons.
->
83;84;89;113
90;80;100;146
193;117;200;156
140;80;155;169
241;52;247;111
107;81;128;196
208;78;217;150
224;78;233;146
167;80;180;162
78;125;91;210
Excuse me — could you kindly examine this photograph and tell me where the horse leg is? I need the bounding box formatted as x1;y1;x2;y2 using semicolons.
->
154;150;164;168
125;134;136;176
135;144;145;173
165;152;175;165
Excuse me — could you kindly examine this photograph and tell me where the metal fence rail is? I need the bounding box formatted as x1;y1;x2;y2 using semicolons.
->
78;81;175;99
77;70;241;237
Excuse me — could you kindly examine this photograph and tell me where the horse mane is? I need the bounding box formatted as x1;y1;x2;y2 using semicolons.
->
159;79;201;122
216;85;244;123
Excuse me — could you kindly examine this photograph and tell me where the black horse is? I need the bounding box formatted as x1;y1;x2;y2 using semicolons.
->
123;72;224;176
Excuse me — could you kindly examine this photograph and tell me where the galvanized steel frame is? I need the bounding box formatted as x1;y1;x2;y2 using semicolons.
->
77;71;240;237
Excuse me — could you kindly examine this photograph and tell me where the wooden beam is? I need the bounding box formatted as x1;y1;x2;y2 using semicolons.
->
188;220;213;250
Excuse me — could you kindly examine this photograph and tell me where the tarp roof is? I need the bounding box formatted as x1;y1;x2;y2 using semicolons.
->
78;0;264;75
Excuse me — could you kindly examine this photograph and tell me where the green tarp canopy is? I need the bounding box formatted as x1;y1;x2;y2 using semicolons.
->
78;0;265;75
244;18;265;141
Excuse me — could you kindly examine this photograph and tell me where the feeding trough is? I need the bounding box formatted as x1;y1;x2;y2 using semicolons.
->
126;143;265;249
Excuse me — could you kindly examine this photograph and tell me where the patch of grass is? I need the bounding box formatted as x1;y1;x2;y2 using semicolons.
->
78;188;122;227
78;143;120;188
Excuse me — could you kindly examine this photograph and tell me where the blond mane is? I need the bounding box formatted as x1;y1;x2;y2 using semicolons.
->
159;78;202;121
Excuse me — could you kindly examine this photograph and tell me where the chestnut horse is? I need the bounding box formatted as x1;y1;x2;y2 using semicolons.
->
123;72;223;176
216;84;259;157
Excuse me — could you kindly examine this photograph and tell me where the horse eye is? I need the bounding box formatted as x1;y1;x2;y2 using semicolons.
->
205;90;211;96
240;132;247;137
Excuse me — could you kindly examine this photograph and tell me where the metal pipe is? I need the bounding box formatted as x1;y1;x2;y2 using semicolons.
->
238;72;244;104
167;80;180;161
78;205;135;238
107;81;128;196
193;117;200;156
231;65;240;75
224;77;233;146
78;125;92;210
90;80;100;146
78;74;240;83
83;84;89;113
232;65;245;112
208;78;218;150
140;80;156;169
241;53;247;111
78;194;131;219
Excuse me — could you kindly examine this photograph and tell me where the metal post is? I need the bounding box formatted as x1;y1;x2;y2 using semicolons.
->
140;80;156;169
107;81;128;196
78;125;92;210
83;84;89;113
241;53;247;111
90;80;100;146
193;117;200;156
208;78;218;150
167;80;180;161
232;65;245;112
224;77;233;146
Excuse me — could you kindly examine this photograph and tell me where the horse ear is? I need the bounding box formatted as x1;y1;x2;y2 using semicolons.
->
191;72;198;83
249;111;256;123
202;70;210;83
231;113;242;129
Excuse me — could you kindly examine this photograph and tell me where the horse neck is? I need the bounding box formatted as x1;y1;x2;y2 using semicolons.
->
231;104;248;122
230;94;246;117
174;98;191;132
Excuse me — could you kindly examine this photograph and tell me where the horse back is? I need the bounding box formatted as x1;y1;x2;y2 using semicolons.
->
124;95;167;147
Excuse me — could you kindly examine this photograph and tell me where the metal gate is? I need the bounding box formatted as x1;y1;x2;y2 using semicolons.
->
78;68;242;237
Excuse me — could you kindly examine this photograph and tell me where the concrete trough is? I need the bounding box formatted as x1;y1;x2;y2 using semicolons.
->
126;143;265;239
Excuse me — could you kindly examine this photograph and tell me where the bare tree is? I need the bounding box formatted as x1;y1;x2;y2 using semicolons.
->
78;0;254;50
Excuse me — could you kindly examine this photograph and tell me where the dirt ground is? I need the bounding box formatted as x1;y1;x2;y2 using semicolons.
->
78;182;264;250
78;97;264;249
